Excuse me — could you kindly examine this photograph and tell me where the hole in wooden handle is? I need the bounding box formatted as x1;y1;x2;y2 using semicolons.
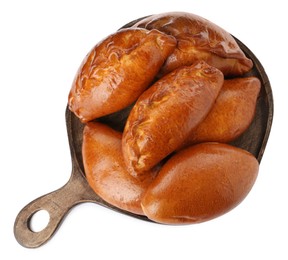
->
28;209;50;233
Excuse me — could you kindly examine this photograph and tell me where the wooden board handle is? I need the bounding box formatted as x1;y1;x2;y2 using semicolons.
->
14;163;98;248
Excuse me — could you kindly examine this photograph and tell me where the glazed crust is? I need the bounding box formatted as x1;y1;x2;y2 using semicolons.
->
122;61;224;176
82;122;157;215
133;12;253;76
181;77;261;147
69;28;176;122
141;142;259;224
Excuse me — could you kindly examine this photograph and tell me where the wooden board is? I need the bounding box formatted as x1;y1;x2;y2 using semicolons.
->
14;17;273;248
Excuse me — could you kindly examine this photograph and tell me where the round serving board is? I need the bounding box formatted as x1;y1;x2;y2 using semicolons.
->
14;16;273;248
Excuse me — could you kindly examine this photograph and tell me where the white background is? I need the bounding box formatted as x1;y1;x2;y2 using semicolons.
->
1;0;287;259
